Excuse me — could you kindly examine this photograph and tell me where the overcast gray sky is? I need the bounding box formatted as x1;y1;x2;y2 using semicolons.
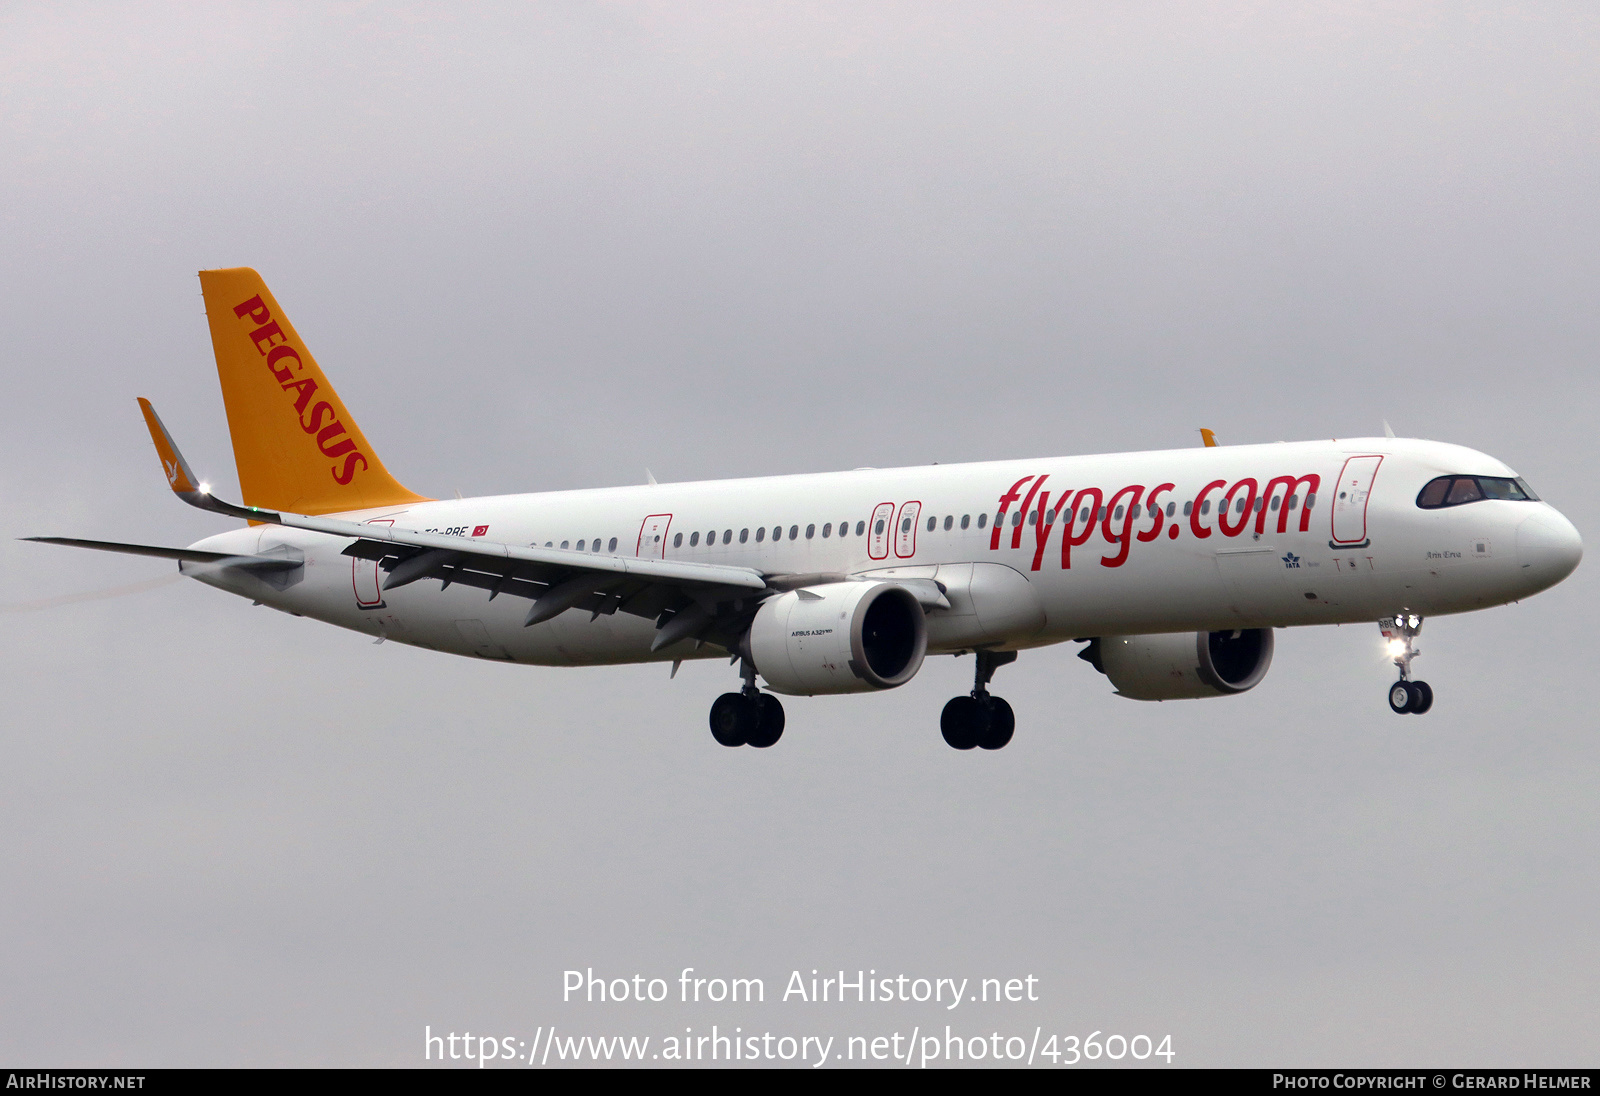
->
2;1;1597;1067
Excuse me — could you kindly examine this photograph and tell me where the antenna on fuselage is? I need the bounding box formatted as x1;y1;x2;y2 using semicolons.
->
1382;420;1396;438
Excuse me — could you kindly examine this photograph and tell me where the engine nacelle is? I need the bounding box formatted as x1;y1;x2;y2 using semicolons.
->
1090;629;1275;701
748;582;928;696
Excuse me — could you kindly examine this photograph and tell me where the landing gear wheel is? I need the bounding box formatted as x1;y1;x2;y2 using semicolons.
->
746;694;786;748
1408;680;1433;715
1388;682;1412;715
977;697;1014;750
941;696;982;750
709;692;756;746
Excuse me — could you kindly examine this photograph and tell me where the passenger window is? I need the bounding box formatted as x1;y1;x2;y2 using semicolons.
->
960;514;970;529
976;514;986;529
723;530;732;544
608;537;618;551
1166;502;1176;517
1270;496;1280;511
755;527;765;542
927;516;937;532
561;540;570;549
1130;504;1140;519
875;520;885;535
1200;501;1210;516
1028;511;1037;526
1255;497;1264;512
1446;478;1483;505
1011;511;1022;527
1182;501;1192;517
771;526;780;541
672;532;681;548
1288;495;1298;510
545;541;553;547
740;529;749;543
840;520;850;536
576;539;585;551
593;539;601;552
690;531;700;547
1113;506;1124;521
790;525;799;540
806;524;815;539
943;515;952;530
1305;494;1315;509
822;523;832;538
856;521;865;536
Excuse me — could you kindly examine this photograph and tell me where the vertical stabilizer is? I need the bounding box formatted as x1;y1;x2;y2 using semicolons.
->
198;267;429;515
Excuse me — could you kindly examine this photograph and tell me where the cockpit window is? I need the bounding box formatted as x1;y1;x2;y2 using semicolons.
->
1417;475;1537;509
1479;477;1530;501
1417;477;1451;508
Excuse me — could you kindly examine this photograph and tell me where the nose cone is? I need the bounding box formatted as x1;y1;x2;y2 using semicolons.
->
1516;508;1583;591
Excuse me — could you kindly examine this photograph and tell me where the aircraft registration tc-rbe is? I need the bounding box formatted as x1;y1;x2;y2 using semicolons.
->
30;269;1582;749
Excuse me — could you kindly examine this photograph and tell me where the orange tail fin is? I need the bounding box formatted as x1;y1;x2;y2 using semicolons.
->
198;267;429;515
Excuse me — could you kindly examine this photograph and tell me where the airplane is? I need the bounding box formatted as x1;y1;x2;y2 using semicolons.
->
26;268;1583;750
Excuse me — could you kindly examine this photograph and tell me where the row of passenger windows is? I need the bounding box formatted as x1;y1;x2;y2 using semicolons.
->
684;521;859;547
1416;475;1538;509
536;492;1320;554
541;537;618;552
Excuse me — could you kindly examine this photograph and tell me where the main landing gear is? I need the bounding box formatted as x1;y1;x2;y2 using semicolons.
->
1381;614;1434;715
941;650;1017;750
709;658;785;748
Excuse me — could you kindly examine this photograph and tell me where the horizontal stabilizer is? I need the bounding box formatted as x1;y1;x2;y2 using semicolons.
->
21;537;302;570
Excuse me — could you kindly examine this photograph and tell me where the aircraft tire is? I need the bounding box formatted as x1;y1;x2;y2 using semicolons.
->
710;692;755;746
1408;681;1434;714
978;697;1015;750
1388;682;1413;715
747;694;785;748
941;696;982;750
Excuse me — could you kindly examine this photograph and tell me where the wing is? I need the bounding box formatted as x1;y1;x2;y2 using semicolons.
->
21;536;302;570
135;398;773;650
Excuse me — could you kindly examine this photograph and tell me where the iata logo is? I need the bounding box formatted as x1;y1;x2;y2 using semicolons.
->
1282;552;1301;569
231;294;369;487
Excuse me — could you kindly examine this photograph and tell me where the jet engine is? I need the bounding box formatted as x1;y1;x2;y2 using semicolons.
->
1084;629;1275;701
748;582;927;696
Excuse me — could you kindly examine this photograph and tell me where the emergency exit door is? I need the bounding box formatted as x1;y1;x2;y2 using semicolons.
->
867;502;895;560
637;514;672;558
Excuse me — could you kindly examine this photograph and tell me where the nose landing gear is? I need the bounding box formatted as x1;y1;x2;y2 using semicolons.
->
709;657;785;747
941;650;1017;750
1380;614;1433;715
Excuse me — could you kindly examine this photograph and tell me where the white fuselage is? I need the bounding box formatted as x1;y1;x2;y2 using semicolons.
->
182;437;1582;670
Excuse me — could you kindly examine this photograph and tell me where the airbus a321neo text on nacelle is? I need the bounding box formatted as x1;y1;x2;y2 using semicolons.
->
30;269;1583;749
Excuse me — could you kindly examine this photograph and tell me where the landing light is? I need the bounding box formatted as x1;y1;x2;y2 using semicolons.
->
1386;639;1408;658
198;482;211;495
